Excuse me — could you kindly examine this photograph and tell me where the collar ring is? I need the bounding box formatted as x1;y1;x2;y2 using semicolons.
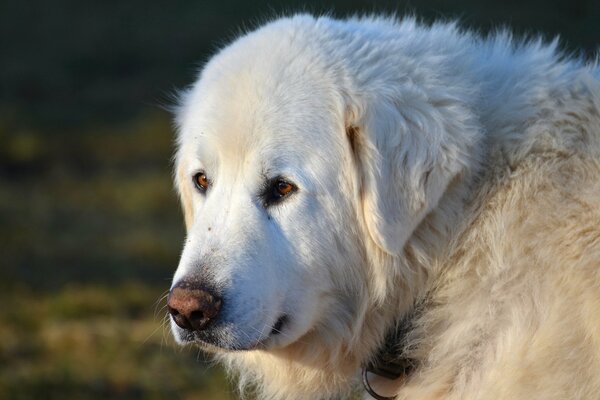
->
362;367;396;400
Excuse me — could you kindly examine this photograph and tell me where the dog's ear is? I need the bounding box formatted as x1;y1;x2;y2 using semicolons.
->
347;94;479;256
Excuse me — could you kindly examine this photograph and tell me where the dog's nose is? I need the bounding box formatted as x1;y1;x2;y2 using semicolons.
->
167;281;222;331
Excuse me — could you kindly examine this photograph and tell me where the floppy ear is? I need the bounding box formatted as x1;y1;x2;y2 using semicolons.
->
347;93;479;256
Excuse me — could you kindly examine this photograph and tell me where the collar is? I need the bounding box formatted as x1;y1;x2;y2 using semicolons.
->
362;308;419;399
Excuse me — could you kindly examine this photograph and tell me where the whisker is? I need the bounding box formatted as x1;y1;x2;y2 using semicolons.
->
141;320;166;346
153;290;170;319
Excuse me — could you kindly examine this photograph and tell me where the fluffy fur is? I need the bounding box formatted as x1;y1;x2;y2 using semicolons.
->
170;15;600;400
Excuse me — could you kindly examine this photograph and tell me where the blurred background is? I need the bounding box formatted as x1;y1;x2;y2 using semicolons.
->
1;0;598;399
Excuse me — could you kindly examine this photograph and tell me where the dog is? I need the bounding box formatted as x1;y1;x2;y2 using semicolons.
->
167;15;600;400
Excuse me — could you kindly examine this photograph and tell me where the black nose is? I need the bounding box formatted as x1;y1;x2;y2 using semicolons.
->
167;281;222;331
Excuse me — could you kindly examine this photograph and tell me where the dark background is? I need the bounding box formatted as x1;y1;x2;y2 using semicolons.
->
1;1;598;399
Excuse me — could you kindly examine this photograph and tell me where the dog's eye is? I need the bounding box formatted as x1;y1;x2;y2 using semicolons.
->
263;178;297;206
193;172;210;192
275;181;294;197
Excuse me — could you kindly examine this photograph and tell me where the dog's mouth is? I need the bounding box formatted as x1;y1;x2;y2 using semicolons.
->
270;315;288;335
174;314;290;351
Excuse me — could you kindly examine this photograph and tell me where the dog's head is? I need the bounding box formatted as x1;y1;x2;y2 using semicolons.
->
168;16;479;353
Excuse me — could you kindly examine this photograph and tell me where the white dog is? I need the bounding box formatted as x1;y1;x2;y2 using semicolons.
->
168;15;600;400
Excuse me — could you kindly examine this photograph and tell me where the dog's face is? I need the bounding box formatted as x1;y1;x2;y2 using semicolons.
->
169;18;477;354
170;42;365;351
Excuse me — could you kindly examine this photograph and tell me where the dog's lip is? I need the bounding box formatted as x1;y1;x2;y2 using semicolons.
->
270;314;288;335
177;315;289;351
192;334;269;352
195;337;267;352
176;328;269;352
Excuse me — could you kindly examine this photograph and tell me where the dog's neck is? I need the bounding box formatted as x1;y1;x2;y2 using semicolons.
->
364;303;421;377
359;162;487;397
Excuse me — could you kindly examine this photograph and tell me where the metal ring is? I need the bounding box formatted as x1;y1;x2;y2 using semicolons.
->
362;368;396;400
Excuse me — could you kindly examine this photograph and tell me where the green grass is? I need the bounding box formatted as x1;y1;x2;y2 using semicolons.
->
0;284;235;400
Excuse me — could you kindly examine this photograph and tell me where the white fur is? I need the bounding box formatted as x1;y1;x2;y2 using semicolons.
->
171;14;600;399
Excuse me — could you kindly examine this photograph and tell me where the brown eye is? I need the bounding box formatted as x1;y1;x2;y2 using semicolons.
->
261;177;297;207
262;178;297;207
276;181;294;197
193;172;209;192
